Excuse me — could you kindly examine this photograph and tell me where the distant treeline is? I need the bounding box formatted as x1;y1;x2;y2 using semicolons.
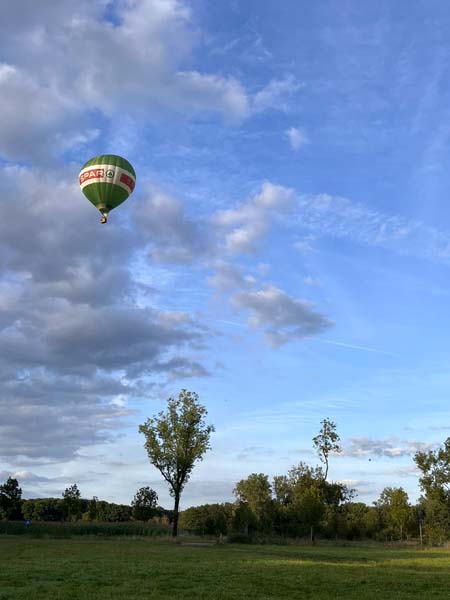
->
2;420;450;546
179;477;418;543
180;435;450;546
0;480;172;527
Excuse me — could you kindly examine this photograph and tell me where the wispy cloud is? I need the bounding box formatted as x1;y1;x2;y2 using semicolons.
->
253;75;301;112
236;446;275;460
290;192;450;262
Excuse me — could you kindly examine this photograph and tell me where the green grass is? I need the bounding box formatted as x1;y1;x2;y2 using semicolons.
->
0;536;449;599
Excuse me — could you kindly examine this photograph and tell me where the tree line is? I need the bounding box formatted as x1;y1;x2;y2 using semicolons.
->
0;479;171;525
2;389;450;545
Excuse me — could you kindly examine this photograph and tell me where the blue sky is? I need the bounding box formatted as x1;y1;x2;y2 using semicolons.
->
1;0;450;508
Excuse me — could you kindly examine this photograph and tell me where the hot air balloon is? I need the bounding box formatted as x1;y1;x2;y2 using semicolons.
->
79;154;136;223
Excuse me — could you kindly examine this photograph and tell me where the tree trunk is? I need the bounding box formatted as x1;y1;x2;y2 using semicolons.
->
172;493;180;537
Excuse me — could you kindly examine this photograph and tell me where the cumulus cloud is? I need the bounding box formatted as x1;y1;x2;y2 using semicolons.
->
2;301;204;374
0;377;132;461
285;127;309;151
0;159;331;463
207;262;256;291
0;0;300;160
0;64;87;160
341;437;435;459
0;164;211;462
213;182;295;254
0;296;208;461
131;181;297;265
232;285;333;346
133;188;211;263
134;181;298;263
0;0;245;158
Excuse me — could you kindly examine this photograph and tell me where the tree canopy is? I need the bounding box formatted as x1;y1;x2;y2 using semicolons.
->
0;477;22;520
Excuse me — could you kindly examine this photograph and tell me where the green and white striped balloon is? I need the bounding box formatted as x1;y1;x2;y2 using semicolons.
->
79;155;136;223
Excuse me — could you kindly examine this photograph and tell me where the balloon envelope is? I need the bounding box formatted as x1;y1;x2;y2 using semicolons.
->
79;154;136;219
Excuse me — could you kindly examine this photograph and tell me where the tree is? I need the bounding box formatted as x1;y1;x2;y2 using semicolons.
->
88;497;98;521
322;482;355;539
271;462;352;539
273;475;291;506
414;438;450;494
132;487;158;521
22;498;64;521
233;501;258;535
285;462;325;501
93;500;131;522
62;484;82;521
234;473;274;533
414;439;450;544
341;502;376;540
376;487;411;540
312;418;341;480
179;503;233;536
297;486;325;542
139;389;214;537
0;477;22;520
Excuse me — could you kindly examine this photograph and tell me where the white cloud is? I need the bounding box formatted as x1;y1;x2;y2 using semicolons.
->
285;127;309;151
0;64;85;160
0;1;298;160
213;182;295;253
0;0;243;159
174;71;250;121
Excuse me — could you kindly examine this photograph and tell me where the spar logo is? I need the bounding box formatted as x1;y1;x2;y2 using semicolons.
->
79;168;104;184
106;169;115;178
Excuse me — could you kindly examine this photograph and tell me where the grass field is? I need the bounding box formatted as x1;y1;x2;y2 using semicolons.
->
0;536;448;599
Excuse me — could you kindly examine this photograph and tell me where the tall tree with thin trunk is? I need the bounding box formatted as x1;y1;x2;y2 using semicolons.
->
139;389;214;537
312;418;341;481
